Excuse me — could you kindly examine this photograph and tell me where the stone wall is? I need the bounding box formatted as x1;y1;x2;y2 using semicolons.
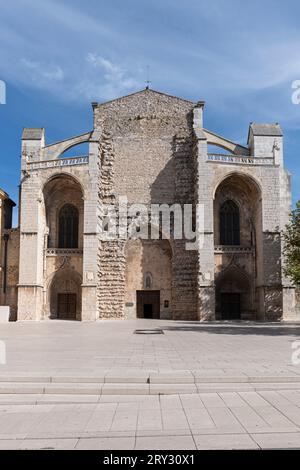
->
172;134;198;320
95;89;198;320
0;228;19;320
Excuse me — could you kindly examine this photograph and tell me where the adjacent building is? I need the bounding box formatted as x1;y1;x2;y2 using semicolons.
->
0;188;18;319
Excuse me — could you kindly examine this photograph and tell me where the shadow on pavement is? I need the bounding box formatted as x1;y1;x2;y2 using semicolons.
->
160;321;300;336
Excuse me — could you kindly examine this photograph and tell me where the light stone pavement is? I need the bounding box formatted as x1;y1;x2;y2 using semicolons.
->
0;319;300;449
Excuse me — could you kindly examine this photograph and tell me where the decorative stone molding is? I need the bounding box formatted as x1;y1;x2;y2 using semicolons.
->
27;156;89;171
46;248;83;256
207;153;274;166
214;245;253;254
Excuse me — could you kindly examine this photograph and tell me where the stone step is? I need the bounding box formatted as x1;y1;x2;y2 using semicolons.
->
0;375;300;397
1;373;300;384
0;381;300;399
0;394;99;404
0;383;101;395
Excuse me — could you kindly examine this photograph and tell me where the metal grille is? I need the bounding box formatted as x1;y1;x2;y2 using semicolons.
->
134;329;164;335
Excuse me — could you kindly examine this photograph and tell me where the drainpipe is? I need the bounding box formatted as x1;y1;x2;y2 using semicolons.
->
42;228;49;319
3;233;9;295
18;184;21;228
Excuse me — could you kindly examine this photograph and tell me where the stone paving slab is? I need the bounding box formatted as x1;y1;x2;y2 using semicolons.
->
149;371;195;383
194;433;259;450
0;384;45;394
51;376;105;384
0;376;52;383
76;437;135;450
1;432;299;450
150;384;198;394
102;384;150;395
0;390;299;448
0;320;300;379
251;432;300;449
0;320;300;448
20;438;78;450
135;435;196;450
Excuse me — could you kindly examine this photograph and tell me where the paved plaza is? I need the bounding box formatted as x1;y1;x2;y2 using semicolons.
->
0;320;300;449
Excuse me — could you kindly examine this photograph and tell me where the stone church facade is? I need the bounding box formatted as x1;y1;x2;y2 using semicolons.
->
1;88;298;321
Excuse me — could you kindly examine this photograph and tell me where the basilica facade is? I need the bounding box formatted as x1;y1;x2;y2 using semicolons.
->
0;88;297;321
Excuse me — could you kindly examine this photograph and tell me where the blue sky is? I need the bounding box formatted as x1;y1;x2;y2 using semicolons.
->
1;0;300;224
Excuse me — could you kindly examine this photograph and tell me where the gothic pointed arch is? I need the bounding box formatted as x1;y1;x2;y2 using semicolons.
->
214;172;263;320
42;174;84;249
215;265;253;320
48;268;82;320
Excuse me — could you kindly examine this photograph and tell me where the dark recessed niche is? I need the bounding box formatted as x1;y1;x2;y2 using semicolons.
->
134;329;164;335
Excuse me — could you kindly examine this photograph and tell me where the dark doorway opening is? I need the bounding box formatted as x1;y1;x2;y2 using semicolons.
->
143;304;153;318
221;293;241;320
57;293;77;320
137;291;160;319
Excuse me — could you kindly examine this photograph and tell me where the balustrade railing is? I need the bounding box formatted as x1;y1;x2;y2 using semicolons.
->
207;153;274;166
214;245;254;253
27;155;89;170
46;248;83;256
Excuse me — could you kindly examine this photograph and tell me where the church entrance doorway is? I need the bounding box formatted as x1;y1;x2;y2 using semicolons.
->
57;293;77;320
137;290;160;319
220;293;241;320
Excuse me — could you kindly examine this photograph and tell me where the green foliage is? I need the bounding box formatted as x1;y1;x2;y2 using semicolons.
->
283;200;300;286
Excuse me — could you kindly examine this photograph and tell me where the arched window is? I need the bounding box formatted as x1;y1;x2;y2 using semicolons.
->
58;204;79;248
220;200;240;245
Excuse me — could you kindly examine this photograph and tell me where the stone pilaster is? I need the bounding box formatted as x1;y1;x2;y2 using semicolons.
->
194;111;215;321
81;133;100;320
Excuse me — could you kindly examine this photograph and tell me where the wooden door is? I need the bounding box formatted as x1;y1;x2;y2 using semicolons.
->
136;291;160;319
57;293;77;320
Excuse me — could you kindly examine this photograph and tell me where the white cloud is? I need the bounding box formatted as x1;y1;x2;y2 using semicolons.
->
2;0;115;38
82;53;142;100
21;59;64;83
1;0;300;120
4;53;142;103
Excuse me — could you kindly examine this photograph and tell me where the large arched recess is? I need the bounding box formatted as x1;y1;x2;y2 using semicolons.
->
48;268;82;320
124;225;173;320
215;266;254;320
42;174;84;249
213;172;262;247
213;172;262;320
